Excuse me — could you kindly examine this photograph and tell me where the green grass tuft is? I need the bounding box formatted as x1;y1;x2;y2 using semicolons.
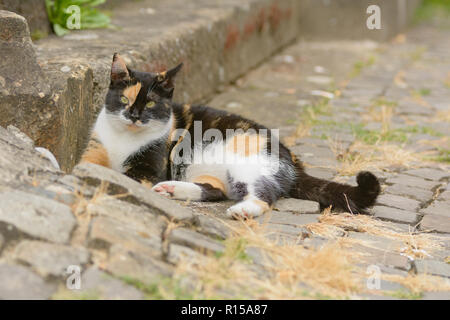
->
120;276;195;300
350;56;376;78
429;148;450;163
384;289;423;300
31;29;48;41
351;124;444;145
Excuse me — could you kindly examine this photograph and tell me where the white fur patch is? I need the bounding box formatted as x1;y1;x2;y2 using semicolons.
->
93;108;173;172
153;181;202;200
184;136;281;198
226;196;267;219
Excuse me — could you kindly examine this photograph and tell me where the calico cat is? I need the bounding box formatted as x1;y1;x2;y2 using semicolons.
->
80;53;380;219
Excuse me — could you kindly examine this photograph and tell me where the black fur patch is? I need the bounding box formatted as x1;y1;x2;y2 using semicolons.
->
226;172;248;200
195;183;226;201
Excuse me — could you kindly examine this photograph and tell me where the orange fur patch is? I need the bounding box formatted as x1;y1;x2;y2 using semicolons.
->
193;175;226;193
123;82;142;106
244;196;270;212
252;199;270;212
80;139;110;168
243;195;271;213
226;133;266;157
141;180;153;188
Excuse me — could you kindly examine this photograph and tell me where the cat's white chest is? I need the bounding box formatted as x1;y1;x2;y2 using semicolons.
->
93;108;171;172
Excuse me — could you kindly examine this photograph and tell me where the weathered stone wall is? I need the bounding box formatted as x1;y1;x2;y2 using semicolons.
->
0;0;51;37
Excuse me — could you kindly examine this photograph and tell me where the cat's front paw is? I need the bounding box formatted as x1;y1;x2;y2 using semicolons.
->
226;200;267;219
152;181;202;201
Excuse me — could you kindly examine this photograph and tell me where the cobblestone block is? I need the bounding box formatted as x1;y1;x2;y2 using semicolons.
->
194;215;230;240
13;240;90;277
169;228;224;255
257;212;320;227
105;245;173;283
420;214;450;233
347;232;403;252
274;198;320;214
414;260;450;278
376;194;421;212
79;267;143;300
384;184;433;203
0;191;76;244
0;262;55;299
404;168;449;181
88;216;163;257
386;175;440;190
420;201;450;218
305;167;336;180
372;206;419;225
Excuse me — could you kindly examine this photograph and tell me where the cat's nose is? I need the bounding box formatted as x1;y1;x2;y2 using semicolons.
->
129;108;140;122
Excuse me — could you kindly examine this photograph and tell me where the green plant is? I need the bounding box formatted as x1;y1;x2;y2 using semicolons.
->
45;0;111;36
415;0;450;24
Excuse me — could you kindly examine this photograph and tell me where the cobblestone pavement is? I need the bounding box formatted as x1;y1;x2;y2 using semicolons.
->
0;24;449;300
204;24;450;298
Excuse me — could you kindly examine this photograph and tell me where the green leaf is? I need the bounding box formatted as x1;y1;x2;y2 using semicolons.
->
45;0;111;36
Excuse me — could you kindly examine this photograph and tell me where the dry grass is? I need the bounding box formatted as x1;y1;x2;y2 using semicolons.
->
71;181;131;217
363;102;394;127
335;141;419;176
171;208;448;299
308;209;445;259
284;123;311;147
174;217;365;299
432;110;450;123
382;273;450;294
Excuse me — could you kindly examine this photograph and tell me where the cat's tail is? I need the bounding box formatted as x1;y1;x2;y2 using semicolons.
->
289;159;380;214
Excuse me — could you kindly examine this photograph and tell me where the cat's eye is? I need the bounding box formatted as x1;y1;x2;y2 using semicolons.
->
146;101;156;108
120;96;129;104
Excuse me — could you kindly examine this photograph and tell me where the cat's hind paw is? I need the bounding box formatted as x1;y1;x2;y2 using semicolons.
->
152;181;202;201
152;183;175;197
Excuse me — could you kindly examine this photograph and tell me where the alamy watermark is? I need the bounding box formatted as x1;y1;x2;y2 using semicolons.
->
168;121;280;168
366;265;381;290
66;265;81;290
66;5;81;30
366;5;381;30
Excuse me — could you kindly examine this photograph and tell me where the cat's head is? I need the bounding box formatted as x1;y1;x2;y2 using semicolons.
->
104;53;182;130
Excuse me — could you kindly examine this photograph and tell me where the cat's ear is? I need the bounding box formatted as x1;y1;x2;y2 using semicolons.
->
111;53;130;82
157;63;183;89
